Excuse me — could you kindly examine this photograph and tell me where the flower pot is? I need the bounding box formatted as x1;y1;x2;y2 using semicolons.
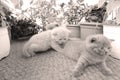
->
67;25;80;38
0;27;10;60
103;25;120;59
80;22;103;40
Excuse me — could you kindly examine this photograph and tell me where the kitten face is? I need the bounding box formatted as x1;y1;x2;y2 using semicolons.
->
92;45;111;56
86;34;112;56
55;35;69;45
51;27;71;45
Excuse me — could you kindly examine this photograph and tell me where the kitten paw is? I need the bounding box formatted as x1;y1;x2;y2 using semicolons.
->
24;52;35;58
102;69;113;76
72;70;83;77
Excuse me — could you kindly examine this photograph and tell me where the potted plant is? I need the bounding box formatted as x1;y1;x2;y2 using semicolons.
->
23;0;59;31
78;1;108;40
64;2;88;38
63;1;107;39
9;18;41;40
79;0;120;40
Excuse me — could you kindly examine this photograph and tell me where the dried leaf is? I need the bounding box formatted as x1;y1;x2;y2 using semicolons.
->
106;0;120;15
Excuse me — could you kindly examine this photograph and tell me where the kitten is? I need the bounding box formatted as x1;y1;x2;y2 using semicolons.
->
60;34;112;77
23;27;71;57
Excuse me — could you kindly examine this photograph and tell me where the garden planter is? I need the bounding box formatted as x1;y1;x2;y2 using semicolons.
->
67;25;80;38
79;22;103;40
103;25;120;59
0;27;10;60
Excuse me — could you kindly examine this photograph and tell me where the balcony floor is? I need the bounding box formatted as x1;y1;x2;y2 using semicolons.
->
0;39;120;80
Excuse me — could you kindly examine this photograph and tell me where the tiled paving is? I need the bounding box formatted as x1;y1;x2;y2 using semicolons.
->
0;40;120;80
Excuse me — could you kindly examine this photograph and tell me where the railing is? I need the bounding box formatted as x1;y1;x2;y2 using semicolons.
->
78;22;120;27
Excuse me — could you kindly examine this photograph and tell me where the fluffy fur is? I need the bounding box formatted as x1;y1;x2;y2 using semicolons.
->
60;34;112;77
45;22;59;30
23;27;71;57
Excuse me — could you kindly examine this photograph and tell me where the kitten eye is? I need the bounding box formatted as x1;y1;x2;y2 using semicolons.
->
101;47;104;49
90;37;96;43
59;39;62;40
64;38;66;40
108;47;111;49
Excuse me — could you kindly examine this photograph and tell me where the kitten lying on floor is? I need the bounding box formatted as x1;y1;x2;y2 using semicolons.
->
23;27;71;57
60;34;112;77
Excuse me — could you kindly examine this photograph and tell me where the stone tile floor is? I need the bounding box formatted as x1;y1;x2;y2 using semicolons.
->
0;40;120;80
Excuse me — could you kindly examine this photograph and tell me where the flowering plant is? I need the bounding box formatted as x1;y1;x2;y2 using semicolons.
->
64;4;89;25
85;2;107;23
0;3;10;27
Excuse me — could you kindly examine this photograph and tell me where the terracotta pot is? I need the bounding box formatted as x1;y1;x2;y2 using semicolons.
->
80;22;103;40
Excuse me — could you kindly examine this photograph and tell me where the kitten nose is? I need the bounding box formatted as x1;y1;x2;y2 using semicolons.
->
105;51;108;54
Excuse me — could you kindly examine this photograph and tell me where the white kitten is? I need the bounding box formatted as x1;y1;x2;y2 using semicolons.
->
22;27;71;57
60;34;112;77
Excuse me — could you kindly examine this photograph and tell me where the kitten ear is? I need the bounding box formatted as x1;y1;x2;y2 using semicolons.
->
90;37;96;43
109;39;115;43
